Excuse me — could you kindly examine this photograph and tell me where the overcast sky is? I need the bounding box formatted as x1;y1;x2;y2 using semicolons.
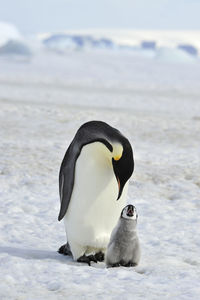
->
0;0;200;34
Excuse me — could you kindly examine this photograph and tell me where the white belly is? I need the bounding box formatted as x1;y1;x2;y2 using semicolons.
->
63;142;128;252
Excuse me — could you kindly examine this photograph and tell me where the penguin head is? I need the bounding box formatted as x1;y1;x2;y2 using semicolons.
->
111;139;134;200
76;121;134;201
121;205;138;220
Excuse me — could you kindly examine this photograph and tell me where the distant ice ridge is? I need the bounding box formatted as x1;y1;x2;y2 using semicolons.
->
155;47;196;63
0;40;32;57
0;22;200;63
40;30;200;63
0;21;32;58
0;22;21;46
42;34;115;52
41;32;200;55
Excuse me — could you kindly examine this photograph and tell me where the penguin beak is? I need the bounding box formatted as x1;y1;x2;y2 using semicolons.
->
116;176;123;200
112;157;126;201
127;207;134;216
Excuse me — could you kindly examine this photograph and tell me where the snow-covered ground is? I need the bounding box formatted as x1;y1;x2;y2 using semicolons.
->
0;24;200;299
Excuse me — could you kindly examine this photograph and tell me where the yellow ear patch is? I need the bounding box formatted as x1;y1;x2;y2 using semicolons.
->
112;143;123;161
114;155;122;161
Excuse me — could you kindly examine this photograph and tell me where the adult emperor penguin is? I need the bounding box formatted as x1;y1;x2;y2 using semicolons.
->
58;121;134;265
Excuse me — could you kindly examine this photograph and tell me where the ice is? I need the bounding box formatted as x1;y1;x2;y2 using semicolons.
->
0;22;21;46
141;40;156;50
43;34;83;52
0;40;32;57
0;22;31;60
178;44;198;56
40;30;200;61
0;29;200;299
155;47;196;63
43;33;115;53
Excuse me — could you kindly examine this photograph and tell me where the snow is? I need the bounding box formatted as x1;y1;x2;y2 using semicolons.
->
0;22;21;46
0;22;32;61
1;22;200;61
0;26;200;299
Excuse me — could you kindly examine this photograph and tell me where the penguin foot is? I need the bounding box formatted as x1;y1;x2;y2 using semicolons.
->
94;251;104;262
121;261;137;267
109;263;121;268
77;254;98;266
108;261;137;268
58;243;72;256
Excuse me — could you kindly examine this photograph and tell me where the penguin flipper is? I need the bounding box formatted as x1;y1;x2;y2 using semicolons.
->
58;141;79;221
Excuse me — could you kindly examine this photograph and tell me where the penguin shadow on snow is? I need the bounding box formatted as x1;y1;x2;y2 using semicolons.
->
0;246;106;268
0;246;76;265
0;246;146;271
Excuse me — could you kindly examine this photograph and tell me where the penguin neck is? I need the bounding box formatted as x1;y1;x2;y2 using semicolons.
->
119;218;137;232
82;141;112;168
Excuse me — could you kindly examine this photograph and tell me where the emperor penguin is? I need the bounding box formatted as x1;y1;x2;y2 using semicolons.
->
106;205;141;268
58;121;134;265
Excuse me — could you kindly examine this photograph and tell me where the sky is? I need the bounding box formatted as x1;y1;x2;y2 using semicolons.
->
0;0;200;34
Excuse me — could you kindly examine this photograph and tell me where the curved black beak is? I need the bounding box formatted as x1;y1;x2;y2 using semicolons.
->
116;176;125;200
112;142;134;201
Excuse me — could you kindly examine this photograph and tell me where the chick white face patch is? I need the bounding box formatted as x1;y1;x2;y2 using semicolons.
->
121;205;137;220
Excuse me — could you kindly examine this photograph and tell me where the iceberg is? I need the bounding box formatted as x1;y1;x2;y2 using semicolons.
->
178;44;198;56
43;33;114;52
0;40;32;56
155;47;195;63
0;22;21;46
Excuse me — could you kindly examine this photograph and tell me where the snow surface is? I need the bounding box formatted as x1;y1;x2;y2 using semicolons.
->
0;26;200;300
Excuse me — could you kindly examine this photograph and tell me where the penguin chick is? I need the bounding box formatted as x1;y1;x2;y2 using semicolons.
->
106;205;141;268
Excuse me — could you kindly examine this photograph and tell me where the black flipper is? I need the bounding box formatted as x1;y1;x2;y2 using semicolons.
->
58;142;78;221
